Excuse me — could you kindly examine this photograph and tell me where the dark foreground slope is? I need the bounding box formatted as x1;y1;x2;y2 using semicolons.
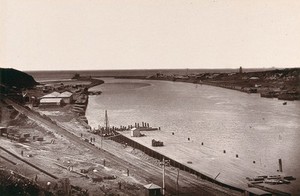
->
0;169;53;196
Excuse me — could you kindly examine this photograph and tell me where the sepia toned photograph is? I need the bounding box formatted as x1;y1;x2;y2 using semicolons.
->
1;1;299;195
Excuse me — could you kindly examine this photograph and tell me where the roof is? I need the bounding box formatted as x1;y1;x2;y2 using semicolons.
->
41;91;73;99
131;127;141;132
42;91;60;98
143;183;161;190
245;188;271;195
44;84;54;87
40;98;62;103
60;91;73;97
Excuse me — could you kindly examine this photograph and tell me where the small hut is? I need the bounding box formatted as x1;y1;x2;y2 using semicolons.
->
143;183;161;196
130;128;141;137
0;127;7;136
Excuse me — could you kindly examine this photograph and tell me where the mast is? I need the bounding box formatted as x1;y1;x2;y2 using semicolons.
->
105;110;109;133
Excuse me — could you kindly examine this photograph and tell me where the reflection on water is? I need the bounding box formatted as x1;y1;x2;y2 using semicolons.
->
86;78;300;179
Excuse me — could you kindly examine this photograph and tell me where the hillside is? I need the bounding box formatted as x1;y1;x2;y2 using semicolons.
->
0;68;38;89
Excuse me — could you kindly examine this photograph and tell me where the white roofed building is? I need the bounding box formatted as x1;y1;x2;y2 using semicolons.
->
41;91;60;98
39;91;73;106
39;98;63;107
59;91;73;103
130;127;141;137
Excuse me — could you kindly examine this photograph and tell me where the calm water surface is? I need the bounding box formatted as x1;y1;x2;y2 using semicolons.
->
86;78;300;179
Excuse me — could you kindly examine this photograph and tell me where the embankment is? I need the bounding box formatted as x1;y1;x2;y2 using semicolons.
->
71;77;104;128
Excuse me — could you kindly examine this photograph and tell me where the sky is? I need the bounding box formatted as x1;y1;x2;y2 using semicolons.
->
1;0;300;71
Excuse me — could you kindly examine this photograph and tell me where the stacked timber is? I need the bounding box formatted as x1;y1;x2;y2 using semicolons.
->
152;139;163;147
78;116;88;124
1;133;26;143
246;175;296;185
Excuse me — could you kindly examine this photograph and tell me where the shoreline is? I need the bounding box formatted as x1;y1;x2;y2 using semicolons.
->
120;76;300;101
114;68;300;101
69;77;104;127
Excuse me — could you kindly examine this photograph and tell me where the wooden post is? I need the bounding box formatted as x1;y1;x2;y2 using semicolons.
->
163;157;165;196
100;128;103;148
176;168;179;195
160;158;170;196
279;159;283;172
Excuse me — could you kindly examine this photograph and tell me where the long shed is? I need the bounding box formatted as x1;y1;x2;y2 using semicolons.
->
39;98;63;107
244;188;272;196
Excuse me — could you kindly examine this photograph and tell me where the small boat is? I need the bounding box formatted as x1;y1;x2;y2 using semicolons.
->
283;102;287;105
283;176;296;181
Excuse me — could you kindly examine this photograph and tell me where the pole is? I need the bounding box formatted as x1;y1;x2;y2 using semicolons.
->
105;110;110;134
163;157;165;196
176;168;179;195
100;128;103;148
279;158;283;172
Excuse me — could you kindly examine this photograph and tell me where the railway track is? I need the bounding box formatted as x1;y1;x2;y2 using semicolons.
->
0;146;58;179
4;98;242;196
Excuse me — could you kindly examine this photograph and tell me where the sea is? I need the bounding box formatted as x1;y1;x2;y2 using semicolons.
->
27;68;273;82
28;69;300;194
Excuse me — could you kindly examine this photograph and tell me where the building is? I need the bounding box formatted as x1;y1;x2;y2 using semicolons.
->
143;183;161;196
39;91;73;106
239;66;243;74
59;91;73;104
22;92;31;103
39;98;63;107
131;128;141;137
43;84;54;93
244;188;272;196
0;127;7;136
42;91;60;98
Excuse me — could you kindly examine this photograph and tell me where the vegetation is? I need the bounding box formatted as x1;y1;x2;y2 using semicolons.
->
0;68;38;89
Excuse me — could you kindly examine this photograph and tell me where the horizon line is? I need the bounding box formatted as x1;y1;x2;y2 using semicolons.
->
2;66;296;72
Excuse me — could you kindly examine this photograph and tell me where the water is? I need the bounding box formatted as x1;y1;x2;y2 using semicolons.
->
26;69;299;193
27;68;271;82
85;78;300;191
